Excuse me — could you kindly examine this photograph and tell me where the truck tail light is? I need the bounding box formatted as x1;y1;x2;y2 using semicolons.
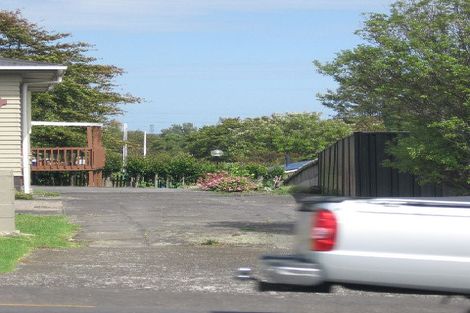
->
311;209;337;251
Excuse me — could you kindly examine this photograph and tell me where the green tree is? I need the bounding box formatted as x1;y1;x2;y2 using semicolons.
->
234;116;282;163
270;113;352;160
151;123;198;154
187;113;352;163
101;120;125;177
188;118;244;161
0;10;140;147
102;120;124;155
315;0;470;192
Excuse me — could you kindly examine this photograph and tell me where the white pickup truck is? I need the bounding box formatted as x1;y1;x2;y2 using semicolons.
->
238;196;470;295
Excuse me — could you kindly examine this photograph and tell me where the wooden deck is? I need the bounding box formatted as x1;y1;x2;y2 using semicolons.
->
31;147;95;171
30;126;105;186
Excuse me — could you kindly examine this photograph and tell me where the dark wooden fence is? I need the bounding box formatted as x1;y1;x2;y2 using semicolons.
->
318;132;444;197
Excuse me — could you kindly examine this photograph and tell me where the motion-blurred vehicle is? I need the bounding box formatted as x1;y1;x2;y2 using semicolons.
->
238;197;470;295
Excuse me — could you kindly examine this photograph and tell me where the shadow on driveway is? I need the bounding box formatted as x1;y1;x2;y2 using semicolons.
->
208;221;295;234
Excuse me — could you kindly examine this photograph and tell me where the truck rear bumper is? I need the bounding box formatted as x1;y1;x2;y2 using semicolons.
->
238;255;324;286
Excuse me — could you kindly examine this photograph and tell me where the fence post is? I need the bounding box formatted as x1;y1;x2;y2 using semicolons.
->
0;171;16;233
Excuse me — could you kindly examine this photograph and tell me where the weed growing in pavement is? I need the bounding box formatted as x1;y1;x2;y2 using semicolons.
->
239;226;256;232
201;239;220;246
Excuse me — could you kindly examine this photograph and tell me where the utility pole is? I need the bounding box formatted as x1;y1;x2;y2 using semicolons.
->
143;131;147;157
122;123;128;165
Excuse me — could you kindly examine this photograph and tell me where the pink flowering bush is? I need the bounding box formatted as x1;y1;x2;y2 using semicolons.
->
197;172;258;192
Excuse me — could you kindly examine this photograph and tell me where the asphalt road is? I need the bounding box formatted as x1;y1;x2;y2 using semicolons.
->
3;187;469;313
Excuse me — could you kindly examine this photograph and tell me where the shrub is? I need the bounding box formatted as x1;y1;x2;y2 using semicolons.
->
200;161;218;174
218;162;269;179
197;172;258;192
103;151;123;177
263;165;286;189
125;153;212;187
147;154;170;180
266;165;285;180
245;163;268;179
126;156;149;179
123;155;278;190
219;163;251;177
167;153;203;183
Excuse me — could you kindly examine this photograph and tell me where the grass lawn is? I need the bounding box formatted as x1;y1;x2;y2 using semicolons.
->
0;214;78;273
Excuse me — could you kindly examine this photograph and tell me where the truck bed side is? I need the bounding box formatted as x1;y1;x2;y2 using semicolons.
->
295;198;470;294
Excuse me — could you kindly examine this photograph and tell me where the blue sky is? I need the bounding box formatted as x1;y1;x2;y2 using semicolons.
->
4;0;392;132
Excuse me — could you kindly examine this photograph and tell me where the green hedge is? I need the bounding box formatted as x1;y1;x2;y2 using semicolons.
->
124;153;213;187
107;153;285;188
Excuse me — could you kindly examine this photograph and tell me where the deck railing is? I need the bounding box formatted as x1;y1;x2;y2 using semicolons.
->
31;147;94;171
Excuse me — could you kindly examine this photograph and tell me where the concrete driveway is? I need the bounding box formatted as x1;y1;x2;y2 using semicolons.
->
2;187;469;313
6;188;297;293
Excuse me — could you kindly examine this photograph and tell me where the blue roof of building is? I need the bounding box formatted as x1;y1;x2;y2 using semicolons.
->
284;160;313;172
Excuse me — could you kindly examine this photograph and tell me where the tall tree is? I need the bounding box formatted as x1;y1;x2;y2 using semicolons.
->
187;114;352;163
0;10;140;146
315;0;470;192
188;118;243;161
270;113;352;160
152;123;198;154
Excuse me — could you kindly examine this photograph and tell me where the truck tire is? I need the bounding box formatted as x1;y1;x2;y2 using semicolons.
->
257;281;278;292
309;282;332;293
257;281;331;293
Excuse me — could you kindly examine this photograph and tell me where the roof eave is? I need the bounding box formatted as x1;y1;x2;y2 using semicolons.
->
0;65;68;71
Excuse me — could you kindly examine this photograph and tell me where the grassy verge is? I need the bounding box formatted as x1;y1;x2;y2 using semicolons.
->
15;190;61;200
269;185;296;195
0;214;79;273
15;192;33;200
33;190;61;198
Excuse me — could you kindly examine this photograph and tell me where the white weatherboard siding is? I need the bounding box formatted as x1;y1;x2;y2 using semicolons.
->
0;75;22;176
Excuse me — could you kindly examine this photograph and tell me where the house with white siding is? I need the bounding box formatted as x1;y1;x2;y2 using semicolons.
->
0;57;66;193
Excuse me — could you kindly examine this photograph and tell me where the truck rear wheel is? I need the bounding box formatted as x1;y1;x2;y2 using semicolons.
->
309;282;332;293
